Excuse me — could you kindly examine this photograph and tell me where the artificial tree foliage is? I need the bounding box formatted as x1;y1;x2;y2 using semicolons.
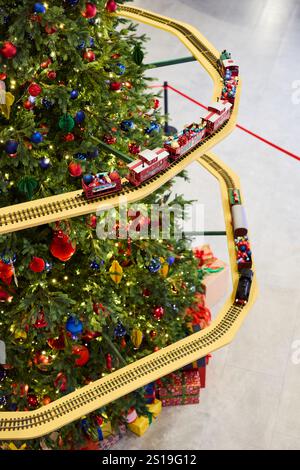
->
0;1;202;450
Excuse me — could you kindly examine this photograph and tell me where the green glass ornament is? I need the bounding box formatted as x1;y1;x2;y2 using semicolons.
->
58;114;75;132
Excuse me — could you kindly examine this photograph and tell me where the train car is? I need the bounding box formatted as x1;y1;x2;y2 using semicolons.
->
235;235;252;271
126;147;170;187
201;101;232;135
164;122;206;159
235;269;253;305
218;50;239;78
229;188;241;205
82;171;122;199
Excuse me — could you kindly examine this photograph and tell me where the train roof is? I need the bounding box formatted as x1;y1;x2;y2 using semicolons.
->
203;101;232;122
127;147;169;174
222;58;238;68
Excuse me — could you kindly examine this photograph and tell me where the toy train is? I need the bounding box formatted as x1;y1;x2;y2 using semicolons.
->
82;49;239;199
235;268;253;305
228;188;252;272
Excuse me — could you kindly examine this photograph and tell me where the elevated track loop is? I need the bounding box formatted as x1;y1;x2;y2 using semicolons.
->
0;6;257;440
0;4;240;236
0;151;257;440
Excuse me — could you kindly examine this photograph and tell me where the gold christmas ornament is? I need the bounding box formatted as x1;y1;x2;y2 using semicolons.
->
131;329;143;349
109;260;123;284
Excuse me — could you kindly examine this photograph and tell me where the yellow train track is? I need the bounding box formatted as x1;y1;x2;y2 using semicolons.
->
0;151;257;440
0;4;240;235
0;6;258;440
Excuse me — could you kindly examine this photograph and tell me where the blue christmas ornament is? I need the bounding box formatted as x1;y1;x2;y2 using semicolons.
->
75;152;87;161
167;256;175;265
31;132;43;144
145;122;161;134
39;157;51;169
34;3;46;14
88;18;96;25
66;0;79;6
148;258;161;273
70;89;79;100
114;321;127;337
89;37;95;48
28;95;36;104
116;63;126;75
77;39;86;50
120;120;134;132
0;395;7;406
5;140;18;155
83;174;94;185
75;110;85;124
90;260;100;270
87;147;99;159
66;316;83;339
42;98;54;109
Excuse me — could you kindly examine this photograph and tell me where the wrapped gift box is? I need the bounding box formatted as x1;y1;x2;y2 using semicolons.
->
80;424;126;450
128;415;150;437
157;370;200;398
161;395;199;407
146;398;162;418
194;245;229;309
144;382;156;404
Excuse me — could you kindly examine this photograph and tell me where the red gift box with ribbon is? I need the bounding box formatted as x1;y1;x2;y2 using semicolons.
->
194;245;229;308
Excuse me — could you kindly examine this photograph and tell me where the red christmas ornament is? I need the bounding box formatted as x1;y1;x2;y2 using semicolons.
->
50;230;76;262
110;81;122;91
142;288;151;297
82;330;101;341
128;142;141;155
120;337;126;348
64;133;75;142
82;2;97;18
103;134;117;144
106;1;118;13
42;395;51;405
29;257;45;273
47;70;57;80
0;42;17;59
93;303;106;315
0;73;7;80
27;394;39;408
153;99;160;109
45;24;57;35
48;334;65;350
0;260;14;285
149;330;157;339
106;353;112;371
68;161;82;177
86;214;97;229
34;309;48;328
24;100;34;110
111;53;121;59
41;58;52;69
0;287;13;302
28;82;42;97
72;344;90;366
54;372;67;392
33;351;52;370
83;50;96;62
152;306;164;320
153;346;160;352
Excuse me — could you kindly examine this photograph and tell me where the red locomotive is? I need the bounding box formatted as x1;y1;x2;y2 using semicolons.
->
82;171;122;199
201;100;232;134
164;122;206;159
218;50;239;78
127;147;169;187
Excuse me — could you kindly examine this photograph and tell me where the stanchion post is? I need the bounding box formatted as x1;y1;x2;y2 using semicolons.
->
163;81;177;136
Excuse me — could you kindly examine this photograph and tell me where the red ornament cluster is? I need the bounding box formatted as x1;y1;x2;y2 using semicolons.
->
152;306;164;320
0;42;17;59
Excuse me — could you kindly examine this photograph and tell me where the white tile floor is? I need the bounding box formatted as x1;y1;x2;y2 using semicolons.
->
115;0;300;450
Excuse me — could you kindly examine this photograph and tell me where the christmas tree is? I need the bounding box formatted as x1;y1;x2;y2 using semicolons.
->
0;1;202;450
